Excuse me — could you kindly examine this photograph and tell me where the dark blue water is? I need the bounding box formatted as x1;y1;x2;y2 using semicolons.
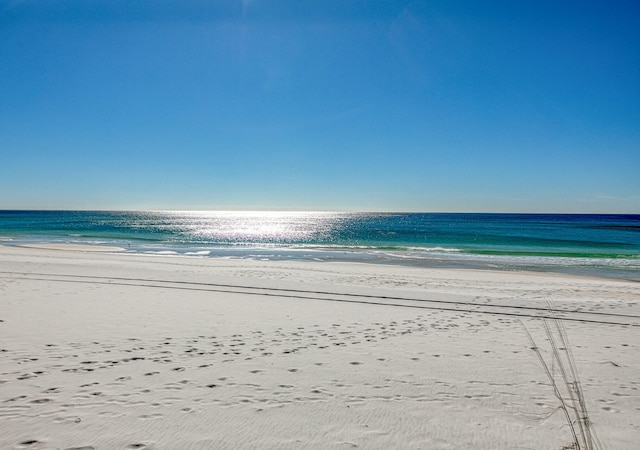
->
1;211;638;280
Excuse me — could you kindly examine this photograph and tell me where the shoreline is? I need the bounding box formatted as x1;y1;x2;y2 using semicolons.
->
3;241;638;283
1;245;639;448
15;243;127;253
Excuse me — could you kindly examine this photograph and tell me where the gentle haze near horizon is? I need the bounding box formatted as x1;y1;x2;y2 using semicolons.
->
1;0;639;213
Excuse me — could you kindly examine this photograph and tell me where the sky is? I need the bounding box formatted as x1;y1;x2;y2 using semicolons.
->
0;0;639;213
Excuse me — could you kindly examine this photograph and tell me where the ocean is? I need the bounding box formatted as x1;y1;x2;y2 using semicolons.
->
1;210;639;281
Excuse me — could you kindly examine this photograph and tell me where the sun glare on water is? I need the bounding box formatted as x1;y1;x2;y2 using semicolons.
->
165;211;341;244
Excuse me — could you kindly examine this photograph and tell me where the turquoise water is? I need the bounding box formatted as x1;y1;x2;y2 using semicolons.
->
1;211;639;280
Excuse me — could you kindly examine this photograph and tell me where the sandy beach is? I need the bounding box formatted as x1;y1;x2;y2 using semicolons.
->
1;245;639;449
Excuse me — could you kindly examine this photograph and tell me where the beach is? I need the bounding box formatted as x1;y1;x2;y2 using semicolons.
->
1;245;639;449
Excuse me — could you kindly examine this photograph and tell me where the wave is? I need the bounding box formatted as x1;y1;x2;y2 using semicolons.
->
4;235;637;261
184;250;212;256
467;249;640;259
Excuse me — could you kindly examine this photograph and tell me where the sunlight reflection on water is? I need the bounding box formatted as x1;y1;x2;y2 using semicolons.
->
164;211;343;244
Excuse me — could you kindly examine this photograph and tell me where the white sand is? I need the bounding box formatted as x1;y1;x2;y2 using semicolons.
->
17;244;126;253
1;245;639;449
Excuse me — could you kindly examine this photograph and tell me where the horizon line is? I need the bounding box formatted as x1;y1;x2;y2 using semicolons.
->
1;209;639;216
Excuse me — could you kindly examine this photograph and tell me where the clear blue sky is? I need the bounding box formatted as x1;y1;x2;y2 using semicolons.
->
1;0;639;212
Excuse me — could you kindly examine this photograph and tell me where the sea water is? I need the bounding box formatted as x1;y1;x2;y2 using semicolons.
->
0;210;638;281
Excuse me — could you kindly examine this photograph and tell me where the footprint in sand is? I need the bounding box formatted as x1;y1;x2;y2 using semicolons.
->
17;373;37;380
139;413;164;420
